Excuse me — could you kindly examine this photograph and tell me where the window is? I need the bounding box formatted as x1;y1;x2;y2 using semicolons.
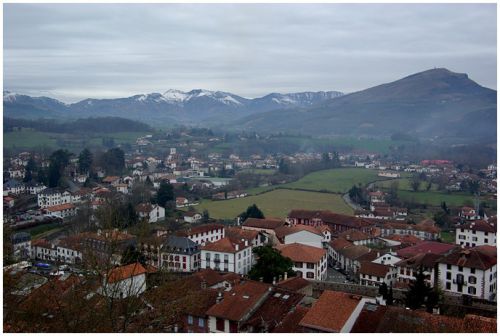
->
198;318;205;328
229;321;238;333
446;282;451;290
484;238;489;243
446;272;451;280
468;286;476;295
216;318;224;332
306;263;315;269
458;266;463;272
469;276;476;284
306;272;315;279
447;264;451;270
294;262;303;268
187;315;193;325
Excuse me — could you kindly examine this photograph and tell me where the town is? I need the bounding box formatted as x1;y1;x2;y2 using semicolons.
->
3;127;497;332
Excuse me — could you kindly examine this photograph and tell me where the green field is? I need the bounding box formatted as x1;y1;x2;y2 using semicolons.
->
4;129;147;150
239;168;277;175
194;189;353;219
373;178;491;207
3;130;58;148
282;168;388;194
440;230;455;244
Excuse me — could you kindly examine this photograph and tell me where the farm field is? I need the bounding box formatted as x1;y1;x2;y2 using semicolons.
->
281;168;389;193
373;178;493;207
3;130;58;148
238;168;277;175
194;189;353;219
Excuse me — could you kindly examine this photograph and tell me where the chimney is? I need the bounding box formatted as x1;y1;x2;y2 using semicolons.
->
259;277;264;282
272;277;276;285
377;252;380;258
278;275;282;282
245;240;248;247
173;324;179;333
201;280;207;289
284;272;288;280
97;229;102;236
216;291;223;304
235;244;239;251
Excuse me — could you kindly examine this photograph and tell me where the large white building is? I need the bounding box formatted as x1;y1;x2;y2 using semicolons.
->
274;225;324;248
136;203;166;223
277;243;328;281
179;224;225;246
437;246;497;301
160;236;200;272
456;218;497;247
38;188;79;208
200;237;252;275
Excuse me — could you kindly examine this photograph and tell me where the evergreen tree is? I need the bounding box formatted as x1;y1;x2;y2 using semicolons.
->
405;266;431;310
78;148;93;174
239;204;264;222
102;148;125;175
157;181;174;207
47;149;72;188
23;157;37;182
248;246;295;283
145;176;153;187
202;209;210;223
387;285;394;305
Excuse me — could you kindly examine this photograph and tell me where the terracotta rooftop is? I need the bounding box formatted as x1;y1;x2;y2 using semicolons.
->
338;245;371;261
225;227;259;242
457;219;497;233
329;238;354;251
243;288;304;331
438;245;497;270
276;243;326;263
273;306;309;333
102;176;120;183
395;252;442;269
276;276;310;292
46;203;75;212
287;209;326;219
190;269;225;287
107;262;147;283
396;241;456;259
384;234;423;246
206;280;270;321
242;217;286;230
201;237;249;253
337;228;371;242
359;261;390;277
299;290;362;332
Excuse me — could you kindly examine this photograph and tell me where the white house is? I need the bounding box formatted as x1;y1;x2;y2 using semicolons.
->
183;211;202;224
274;225;324;248
136;203;165;223
394;252;441;286
277;243;327;281
200;237;253;275
100;263;147;298
358;262;393;287
160;236;200;272
437;246;497;301
3;179;24;195
456;219;497;247
45;203;77;218
178;224;225;246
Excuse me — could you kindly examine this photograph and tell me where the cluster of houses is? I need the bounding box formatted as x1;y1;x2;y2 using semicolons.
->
356;190;408;221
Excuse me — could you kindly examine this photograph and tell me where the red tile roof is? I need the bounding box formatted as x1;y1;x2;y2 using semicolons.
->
206;280;270;321
190;269;225;287
299;290;362;332
337;228;371;242
438;246;497;270
384;234;422;246
273;306;309;333
225;227;259;242
329;238;354;251
107;263;146;283
242;217;286;230
457;219;497;233
359;262;390;277
46;203;75;212
201;237;249;253
396;241;456;259
276;243;326;263
178;223;225;236
276;277;310;291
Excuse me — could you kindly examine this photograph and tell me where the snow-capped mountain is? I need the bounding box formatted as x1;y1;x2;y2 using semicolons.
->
3;89;343;124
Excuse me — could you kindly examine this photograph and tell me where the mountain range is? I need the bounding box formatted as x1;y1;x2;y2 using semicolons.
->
3;89;343;124
4;68;497;143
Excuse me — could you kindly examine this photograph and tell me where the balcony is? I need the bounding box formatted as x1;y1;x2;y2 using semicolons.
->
453;279;467;285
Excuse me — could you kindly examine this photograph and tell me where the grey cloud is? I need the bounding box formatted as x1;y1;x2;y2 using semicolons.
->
4;3;496;102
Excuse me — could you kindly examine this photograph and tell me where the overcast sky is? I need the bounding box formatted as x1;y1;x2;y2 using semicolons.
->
4;3;497;103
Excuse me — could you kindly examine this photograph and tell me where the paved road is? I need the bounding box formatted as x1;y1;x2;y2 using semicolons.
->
342;193;364;211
